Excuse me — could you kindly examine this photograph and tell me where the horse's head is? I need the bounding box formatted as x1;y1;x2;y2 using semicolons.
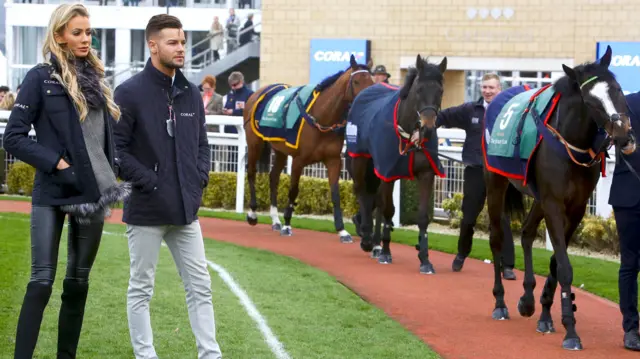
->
562;45;636;155
344;54;374;101
399;54;447;143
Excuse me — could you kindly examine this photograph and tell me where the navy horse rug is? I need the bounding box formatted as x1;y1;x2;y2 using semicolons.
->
249;83;320;149
346;83;445;181
482;84;606;198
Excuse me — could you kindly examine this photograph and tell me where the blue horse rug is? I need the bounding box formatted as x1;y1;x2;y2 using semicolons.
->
249;83;320;149
346;83;445;181
482;84;607;200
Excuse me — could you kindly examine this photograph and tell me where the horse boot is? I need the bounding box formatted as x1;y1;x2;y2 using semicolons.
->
14;281;53;359
57;279;90;359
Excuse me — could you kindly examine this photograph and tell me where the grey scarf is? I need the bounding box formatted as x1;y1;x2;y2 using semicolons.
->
59;59;131;223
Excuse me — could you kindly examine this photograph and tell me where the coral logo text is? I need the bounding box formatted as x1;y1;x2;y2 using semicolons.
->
611;55;640;67
314;51;364;62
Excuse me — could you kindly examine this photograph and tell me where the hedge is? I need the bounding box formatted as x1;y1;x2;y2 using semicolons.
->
441;192;620;255
6;161;36;196
202;172;360;217
3;164;620;254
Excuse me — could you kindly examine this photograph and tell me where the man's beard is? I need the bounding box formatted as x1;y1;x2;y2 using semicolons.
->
161;56;184;69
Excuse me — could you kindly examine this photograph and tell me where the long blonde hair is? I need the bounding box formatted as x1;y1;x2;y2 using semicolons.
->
42;3;120;122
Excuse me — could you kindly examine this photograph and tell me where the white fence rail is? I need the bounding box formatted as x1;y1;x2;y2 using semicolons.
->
0;112;616;231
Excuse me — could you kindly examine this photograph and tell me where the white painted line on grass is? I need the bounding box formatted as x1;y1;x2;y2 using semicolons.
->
158;242;291;359
206;259;292;359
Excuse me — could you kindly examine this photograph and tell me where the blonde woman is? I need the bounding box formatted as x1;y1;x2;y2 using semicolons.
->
3;3;130;358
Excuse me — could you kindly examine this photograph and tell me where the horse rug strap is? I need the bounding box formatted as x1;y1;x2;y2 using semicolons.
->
487;86;556;159
259;84;317;129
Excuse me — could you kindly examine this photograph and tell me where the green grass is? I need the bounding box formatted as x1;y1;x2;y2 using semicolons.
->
195;208;628;305
0;213;438;358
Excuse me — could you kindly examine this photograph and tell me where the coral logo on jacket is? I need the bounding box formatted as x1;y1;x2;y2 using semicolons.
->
180;112;195;117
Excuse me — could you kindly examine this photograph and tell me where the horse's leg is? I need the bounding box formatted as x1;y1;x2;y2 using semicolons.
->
245;136;264;226
484;171;510;320
541;200;583;350
517;200;544;318
268;151;287;231
536;200;583;334
371;194;384;259
325;156;353;244
416;171;436;274
537;255;558;334
376;181;395;264
280;158;303;236
351;157;375;252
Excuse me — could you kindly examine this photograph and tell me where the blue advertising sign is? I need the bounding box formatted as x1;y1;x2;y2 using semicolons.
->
596;41;640;95
309;39;371;84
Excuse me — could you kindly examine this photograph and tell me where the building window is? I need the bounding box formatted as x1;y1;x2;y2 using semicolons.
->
464;70;560;102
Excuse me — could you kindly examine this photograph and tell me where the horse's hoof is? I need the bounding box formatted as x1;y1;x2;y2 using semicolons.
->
280;227;292;236
492;307;510;320
419;262;435;275
536;320;556;334
378;253;392;264
360;241;374;252
562;338;583;351
246;214;258;226
340;234;353;244
517;297;535;318
371;246;382;259
272;223;282;231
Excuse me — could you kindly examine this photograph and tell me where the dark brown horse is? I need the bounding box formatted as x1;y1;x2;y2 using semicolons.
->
346;55;447;274
483;46;636;350
243;55;374;243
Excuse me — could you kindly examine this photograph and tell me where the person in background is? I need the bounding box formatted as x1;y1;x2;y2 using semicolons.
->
3;4;129;358
435;72;516;280
201;75;223;116
373;65;390;83
208;16;223;62
610;91;640;351
112;14;222;359
223;71;253;134
0;85;10;102
239;13;258;46
0;91;15;110
225;8;240;53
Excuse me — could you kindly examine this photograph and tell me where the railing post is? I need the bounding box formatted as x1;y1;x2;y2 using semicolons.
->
235;124;247;213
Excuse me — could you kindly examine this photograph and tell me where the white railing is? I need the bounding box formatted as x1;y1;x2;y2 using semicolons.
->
0;112;616;235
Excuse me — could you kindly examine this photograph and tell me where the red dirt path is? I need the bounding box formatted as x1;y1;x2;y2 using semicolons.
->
0;201;632;359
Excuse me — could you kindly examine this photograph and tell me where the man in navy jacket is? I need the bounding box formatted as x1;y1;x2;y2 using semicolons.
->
112;14;221;359
610;91;640;351
435;73;516;279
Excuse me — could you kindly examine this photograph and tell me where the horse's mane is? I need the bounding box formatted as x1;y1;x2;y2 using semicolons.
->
399;61;444;100
315;63;371;92
553;61;617;98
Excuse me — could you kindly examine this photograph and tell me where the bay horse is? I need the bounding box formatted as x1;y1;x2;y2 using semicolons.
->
482;45;636;350
346;55;447;274
243;55;374;243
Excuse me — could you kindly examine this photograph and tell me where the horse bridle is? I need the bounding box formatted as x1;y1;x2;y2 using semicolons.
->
305;68;372;133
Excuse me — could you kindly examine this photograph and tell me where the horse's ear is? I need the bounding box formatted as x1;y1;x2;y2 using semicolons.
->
599;45;612;68
350;54;357;70
439;57;448;73
416;54;424;71
562;64;578;82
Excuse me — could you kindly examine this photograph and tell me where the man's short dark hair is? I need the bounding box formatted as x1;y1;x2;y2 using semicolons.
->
145;14;183;41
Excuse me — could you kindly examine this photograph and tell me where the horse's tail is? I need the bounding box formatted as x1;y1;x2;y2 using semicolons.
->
257;141;272;173
503;183;525;221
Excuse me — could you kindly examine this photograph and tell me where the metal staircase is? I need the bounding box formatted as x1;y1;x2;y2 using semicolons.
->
105;22;260;93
